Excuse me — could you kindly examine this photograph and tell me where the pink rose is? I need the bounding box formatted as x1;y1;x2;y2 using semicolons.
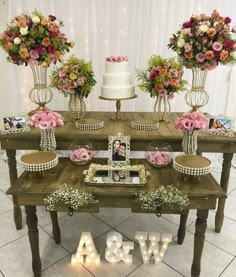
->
59;70;65;77
195;53;205;63
29;50;39;59
159;89;167;97
212;42;223;51
77;77;85;86
224;17;231;24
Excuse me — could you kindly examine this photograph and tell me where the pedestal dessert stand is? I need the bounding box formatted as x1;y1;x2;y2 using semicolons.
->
99;95;137;121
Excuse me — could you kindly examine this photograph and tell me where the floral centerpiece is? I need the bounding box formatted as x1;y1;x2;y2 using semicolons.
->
136;185;189;214
168;10;236;110
168;10;236;70
175;112;208;154
0;10;74;111
31;110;64;151
136;55;187;120
50;55;97;120
0;10;73;66
44;183;94;215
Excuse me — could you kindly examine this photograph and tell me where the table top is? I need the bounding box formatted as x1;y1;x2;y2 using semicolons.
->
1;112;236;153
7;158;225;211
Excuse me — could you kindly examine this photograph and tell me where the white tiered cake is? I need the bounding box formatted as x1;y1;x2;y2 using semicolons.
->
101;56;135;99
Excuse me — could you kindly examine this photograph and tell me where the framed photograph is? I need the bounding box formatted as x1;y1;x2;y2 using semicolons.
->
208;117;232;131
0;115;30;135
108;133;130;166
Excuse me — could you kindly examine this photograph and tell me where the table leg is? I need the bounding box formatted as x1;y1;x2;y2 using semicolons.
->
177;210;189;245
6;149;22;230
191;209;208;277
25;206;41;277
49;211;61;244
215;153;233;233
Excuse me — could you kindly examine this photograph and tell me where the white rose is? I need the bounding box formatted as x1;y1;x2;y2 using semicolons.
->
13;37;21;44
199;25;209;33
53;19;60;26
31;16;40;24
177;38;185;48
20;26;28;35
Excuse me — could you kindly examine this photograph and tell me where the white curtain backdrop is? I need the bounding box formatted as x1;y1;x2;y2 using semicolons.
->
0;0;236;119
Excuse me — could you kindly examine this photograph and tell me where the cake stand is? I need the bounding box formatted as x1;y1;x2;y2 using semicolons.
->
20;151;58;172
99;95;137;121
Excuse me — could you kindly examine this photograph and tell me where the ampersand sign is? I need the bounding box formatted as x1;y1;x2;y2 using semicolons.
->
105;231;134;263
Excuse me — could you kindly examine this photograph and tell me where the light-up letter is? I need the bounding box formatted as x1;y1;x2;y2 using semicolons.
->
135;231;172;264
71;232;100;264
105;231;134;263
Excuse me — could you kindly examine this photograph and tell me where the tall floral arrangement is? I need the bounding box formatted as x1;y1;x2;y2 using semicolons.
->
0;10;73;66
50;55;97;98
136;55;187;98
168;10;236;70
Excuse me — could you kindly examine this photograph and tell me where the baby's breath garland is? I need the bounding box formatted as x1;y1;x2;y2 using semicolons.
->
44;183;94;213
136;185;189;213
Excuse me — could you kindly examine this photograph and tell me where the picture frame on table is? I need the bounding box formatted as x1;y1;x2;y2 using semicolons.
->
0;115;31;135
108;133;130;166
205;116;234;137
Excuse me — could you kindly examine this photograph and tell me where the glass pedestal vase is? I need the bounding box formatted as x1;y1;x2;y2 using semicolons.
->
40;128;56;151
185;68;209;111
154;95;171;121
182;130;198;155
68;94;86;120
29;61;53;113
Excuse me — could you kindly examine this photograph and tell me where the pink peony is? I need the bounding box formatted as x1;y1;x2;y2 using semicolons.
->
212;42;223;51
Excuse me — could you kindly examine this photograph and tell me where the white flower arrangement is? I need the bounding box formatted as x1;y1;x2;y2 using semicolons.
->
136;185;189;212
44;183;94;213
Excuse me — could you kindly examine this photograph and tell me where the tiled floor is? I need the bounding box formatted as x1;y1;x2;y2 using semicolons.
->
0;156;236;277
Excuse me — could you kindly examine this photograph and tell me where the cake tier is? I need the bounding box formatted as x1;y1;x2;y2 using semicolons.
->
103;73;132;86
101;85;135;99
105;62;129;74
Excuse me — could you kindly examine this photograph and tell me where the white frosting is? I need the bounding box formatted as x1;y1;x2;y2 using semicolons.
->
103;73;132;86
105;62;129;74
101;61;135;99
101;86;135;99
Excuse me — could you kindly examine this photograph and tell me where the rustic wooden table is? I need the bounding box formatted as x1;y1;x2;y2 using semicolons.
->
1;111;235;233
7;158;225;277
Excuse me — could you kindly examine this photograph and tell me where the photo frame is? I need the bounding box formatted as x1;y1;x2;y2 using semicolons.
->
108;133;130;166
203;116;234;137
0;115;30;135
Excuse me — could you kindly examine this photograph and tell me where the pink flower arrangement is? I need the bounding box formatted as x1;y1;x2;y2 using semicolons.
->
168;10;236;70
0;10;73;66
147;151;172;167
31;110;64;130
50;55;96;97
136;55;187;98
106;56;128;62
69;148;95;163
175;112;208;131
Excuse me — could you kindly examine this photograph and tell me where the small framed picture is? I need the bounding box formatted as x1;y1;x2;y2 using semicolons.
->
108;133;130;166
110;170;128;182
0;115;30;135
208;117;232;132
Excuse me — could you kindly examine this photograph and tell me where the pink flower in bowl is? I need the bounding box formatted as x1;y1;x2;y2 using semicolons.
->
69;145;95;165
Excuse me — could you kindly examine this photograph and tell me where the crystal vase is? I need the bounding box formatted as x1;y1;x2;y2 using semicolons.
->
68;94;86;120
185;68;209;111
29;61;53;112
154;95;171;121
40;128;56;151
182;130;198;155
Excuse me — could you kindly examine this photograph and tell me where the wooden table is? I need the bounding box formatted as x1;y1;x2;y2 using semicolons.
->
7;158;225;277
1;111;235;232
